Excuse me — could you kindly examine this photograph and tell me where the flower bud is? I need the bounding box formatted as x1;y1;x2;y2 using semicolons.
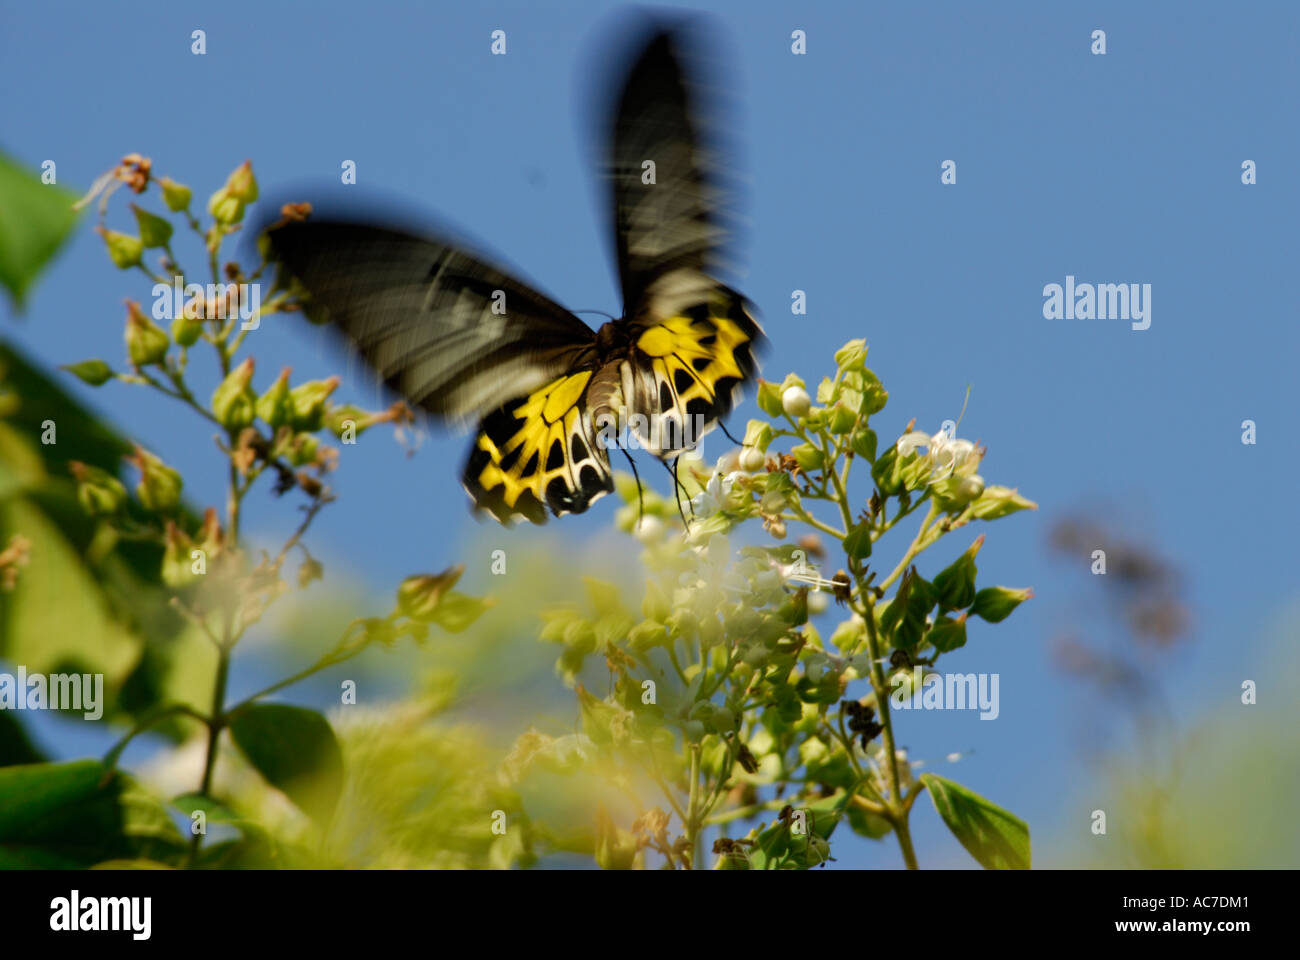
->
970;586;1033;623
739;446;766;472
62;359;114;387
756;379;784;417
828;402;857;434
834;338;868;371
288;376;340;432
256;367;293;428
208;190;244;226
224;160;259;203
159;177;192;212
790;442;823;473
69;461;127;516
926;613;968;653
97;226;143;269
124;300;169;366
170;313;202;348
211;357;257;430
197;506;224;558
129;447;182;512
933;535;982;610
130;204;173;249
161;521;198;589
782;385;811;418
396;565;463;621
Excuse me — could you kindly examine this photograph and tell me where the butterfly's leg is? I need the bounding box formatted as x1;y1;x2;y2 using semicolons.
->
661;457;690;530
616;445;646;531
718;420;743;447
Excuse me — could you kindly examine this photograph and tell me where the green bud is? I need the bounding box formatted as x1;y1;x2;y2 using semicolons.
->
834;338;868;371
124;300;169;367
286;432;320;467
256;367;293;428
742;418;774;452
396;566;463;621
130;204;173;249
790;442;823;473
161;521;198;589
933;535;982;610
642;578;671;621
970;586;1033;623
288;376;340;432
62;359;114;387
926;613;968;653
594;807;638;870
211;357;257;430
850;427;878;461
69;461;127;516
224;160;259;203
170;314;202;348
129;447;182;513
159;177;192;212
628;620;668;652
969;485;1038;521
324;403;371;439
208;190;245;226
756;379;783;417
828;402;857;435
97;226;143;269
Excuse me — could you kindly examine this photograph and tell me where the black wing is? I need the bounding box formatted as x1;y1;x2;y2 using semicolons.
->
265;218;598;423
602;23;738;314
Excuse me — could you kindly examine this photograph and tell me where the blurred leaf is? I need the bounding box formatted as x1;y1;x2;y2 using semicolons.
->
922;773;1030;869
0;760;184;867
0;711;45;767
430;591;492;633
0;340;200;734
0;152;79;309
228;704;343;823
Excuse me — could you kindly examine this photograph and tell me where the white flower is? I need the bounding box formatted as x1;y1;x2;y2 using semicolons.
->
782;385;811;418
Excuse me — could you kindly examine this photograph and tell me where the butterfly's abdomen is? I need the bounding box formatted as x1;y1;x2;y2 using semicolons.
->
587;359;628;432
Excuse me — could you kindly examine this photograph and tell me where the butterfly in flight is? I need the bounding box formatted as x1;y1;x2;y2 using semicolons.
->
264;18;763;524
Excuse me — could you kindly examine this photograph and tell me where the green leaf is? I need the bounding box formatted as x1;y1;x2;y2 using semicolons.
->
921;773;1030;869
0;153;79;308
0;712;44;767
228;704;344;822
430;591;492;632
0;760;185;868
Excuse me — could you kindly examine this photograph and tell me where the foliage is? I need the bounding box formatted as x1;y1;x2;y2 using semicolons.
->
0;155;490;868
507;342;1037;868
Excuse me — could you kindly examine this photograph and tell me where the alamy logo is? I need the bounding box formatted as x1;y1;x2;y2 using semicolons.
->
50;891;151;940
0;667;103;720
1042;275;1151;330
151;276;261;329
890;668;1000;720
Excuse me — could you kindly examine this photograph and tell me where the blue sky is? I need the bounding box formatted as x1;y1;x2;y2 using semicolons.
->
3;1;1298;867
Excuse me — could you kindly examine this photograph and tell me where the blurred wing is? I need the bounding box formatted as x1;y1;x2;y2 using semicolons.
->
604;25;733;312
626;272;762;458
266;218;597;422
462;370;614;524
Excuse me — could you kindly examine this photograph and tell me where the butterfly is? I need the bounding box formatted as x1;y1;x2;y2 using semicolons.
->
263;20;763;524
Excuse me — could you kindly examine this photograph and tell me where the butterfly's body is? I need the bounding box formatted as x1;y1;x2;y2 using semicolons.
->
265;20;762;524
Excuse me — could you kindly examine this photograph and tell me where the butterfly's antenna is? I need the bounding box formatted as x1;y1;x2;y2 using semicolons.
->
718;420;743;446
573;309;618;321
617;445;645;530
662;457;690;530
